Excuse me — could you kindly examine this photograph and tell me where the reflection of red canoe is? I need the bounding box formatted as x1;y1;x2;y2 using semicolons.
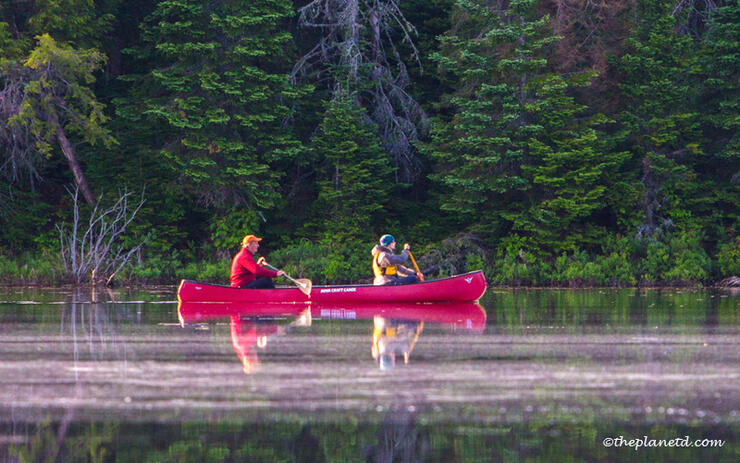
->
177;271;486;303
178;301;487;332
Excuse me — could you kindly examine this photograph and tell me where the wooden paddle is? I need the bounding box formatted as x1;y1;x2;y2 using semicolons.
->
261;261;312;296
408;249;425;281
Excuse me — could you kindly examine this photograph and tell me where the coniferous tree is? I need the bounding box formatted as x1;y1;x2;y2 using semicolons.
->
697;2;740;239
613;0;703;237
427;0;628;254
120;0;306;215
307;96;394;241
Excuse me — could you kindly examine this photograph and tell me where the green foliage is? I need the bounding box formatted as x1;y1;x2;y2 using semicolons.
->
268;237;370;285
208;208;260;256
19;34;111;145
124;252;230;284
0;34;113;202
26;0;116;49
716;237;740;277
0;0;738;287
695;2;740;238
0;250;64;285
426;0;628;254
600;250;637;287
551;250;605;286
121;0;306;211
0;189;55;250
640;231;711;285
614;0;703;235
465;252;484;273
304;97;394;242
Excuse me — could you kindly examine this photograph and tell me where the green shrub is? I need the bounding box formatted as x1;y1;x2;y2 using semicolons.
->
598;236;637;286
663;231;710;284
490;254;537;286
642;239;671;283
550;250;605;286
268;237;370;284
716;237;740;276
0;251;63;285
208;208;261;256
638;230;710;285
600;250;636;286
269;239;331;282
465;252;484;273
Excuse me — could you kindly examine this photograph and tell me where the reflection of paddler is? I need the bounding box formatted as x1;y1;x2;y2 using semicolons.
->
229;316;283;374
229;307;311;374
371;316;423;370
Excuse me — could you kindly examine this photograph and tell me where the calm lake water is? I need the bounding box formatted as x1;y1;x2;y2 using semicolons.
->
0;286;738;462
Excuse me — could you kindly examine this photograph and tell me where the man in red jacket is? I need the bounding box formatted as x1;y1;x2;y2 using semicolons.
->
230;235;285;288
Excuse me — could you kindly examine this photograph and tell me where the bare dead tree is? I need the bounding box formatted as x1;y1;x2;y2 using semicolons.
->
58;187;146;286
671;0;720;36
293;0;428;182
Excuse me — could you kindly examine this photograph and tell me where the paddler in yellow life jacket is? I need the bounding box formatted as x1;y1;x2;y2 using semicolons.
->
371;315;424;370
371;234;424;285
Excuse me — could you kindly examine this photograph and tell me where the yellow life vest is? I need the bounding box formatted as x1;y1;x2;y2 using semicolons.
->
372;251;397;277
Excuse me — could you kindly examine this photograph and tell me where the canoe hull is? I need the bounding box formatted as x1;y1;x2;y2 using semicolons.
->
177;270;486;304
178;301;486;332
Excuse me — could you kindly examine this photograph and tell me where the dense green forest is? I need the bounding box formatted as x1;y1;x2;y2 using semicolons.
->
0;0;738;286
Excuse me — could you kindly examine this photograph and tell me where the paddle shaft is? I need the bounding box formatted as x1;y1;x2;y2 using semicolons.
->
262;262;300;285
408;250;424;281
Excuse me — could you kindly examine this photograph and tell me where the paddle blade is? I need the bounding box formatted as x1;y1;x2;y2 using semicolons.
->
295;278;312;296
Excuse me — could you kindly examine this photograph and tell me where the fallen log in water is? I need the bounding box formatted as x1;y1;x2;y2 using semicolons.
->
716;276;740;287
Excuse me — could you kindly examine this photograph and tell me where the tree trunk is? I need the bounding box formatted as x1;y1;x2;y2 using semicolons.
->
55;123;96;206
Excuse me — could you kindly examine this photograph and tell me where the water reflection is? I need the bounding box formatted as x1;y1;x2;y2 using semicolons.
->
372;317;423;370
178;301;486;374
229;308;312;374
2;287;738;457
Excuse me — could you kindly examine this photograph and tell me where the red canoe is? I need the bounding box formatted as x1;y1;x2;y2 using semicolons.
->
178;301;487;332
177;270;487;304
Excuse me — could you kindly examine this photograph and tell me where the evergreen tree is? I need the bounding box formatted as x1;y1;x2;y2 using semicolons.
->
613;0;703;237
426;0;628;254
119;0;306;216
306;96;394;241
0;0;117;57
696;2;740;239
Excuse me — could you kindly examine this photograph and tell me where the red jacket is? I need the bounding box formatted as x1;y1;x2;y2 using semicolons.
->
230;248;278;287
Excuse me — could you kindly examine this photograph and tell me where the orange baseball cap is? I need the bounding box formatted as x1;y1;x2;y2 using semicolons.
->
242;234;262;246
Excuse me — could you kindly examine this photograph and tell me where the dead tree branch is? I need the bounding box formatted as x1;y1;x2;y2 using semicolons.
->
293;0;427;182
58;186;146;285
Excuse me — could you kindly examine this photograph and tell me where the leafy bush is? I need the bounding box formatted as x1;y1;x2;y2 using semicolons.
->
638;230;710;285
550;250;605;286
268;239;331;282
599;236;637;286
268;237;370;284
465;252;484;273
490;253;537;286
208;208;261;258
716;237;740;276
0;251;63;285
600;250;636;286
663;231;710;284
642;239;670;283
